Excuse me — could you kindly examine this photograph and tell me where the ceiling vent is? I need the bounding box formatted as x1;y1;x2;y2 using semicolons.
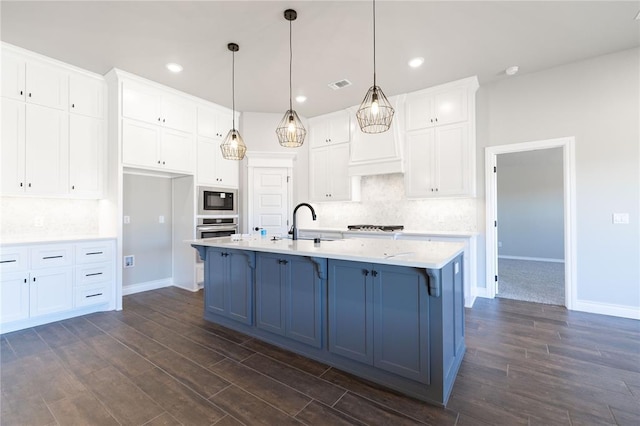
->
328;79;352;90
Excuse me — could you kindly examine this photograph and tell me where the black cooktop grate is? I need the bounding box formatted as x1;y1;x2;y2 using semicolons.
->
347;225;404;232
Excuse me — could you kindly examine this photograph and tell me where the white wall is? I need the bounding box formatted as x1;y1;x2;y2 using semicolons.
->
497;148;564;260
239;112;310;231
477;48;639;310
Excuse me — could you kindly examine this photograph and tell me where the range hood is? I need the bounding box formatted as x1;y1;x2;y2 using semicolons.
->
348;94;406;176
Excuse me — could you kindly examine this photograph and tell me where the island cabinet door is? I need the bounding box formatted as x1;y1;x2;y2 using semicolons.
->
255;253;286;335
328;260;374;365
286;256;323;348
204;248;228;316
226;250;254;325
373;265;430;384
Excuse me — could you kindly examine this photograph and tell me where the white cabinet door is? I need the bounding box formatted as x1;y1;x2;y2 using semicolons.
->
329;143;351;201
69;73;104;118
197;136;218;185
160;128;194;173
0;272;30;323
435;123;468;195
405;129;436;197
25;60;68;110
406;87;467;131
69;114;103;197
215;146;239;188
197;105;232;140
327;110;351;144
25;103;68;195
309;116;328;148
122;81;162;125
405;123;469;197
162;94;195;133
1;98;26;195
1;50;26;102
310;146;330;200
122;118;160;168
29;267;73;318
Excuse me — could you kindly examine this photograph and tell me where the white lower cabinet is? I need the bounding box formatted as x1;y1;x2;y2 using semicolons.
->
0;239;115;333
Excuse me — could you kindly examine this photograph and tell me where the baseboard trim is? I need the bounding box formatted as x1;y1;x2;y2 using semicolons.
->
123;278;172;296
498;255;565;263
474;287;491;299
572;299;640;320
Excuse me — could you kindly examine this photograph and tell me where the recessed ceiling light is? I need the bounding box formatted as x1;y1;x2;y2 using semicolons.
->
295;95;307;103
505;65;519;76
408;57;424;68
166;63;183;73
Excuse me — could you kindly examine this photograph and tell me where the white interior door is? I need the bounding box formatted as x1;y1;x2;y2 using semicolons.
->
251;167;290;237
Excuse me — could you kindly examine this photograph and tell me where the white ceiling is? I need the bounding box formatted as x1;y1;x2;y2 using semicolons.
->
2;1;639;118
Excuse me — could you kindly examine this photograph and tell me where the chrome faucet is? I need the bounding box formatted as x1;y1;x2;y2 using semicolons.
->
291;203;317;240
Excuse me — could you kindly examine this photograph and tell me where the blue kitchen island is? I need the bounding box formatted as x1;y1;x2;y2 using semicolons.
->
192;237;465;406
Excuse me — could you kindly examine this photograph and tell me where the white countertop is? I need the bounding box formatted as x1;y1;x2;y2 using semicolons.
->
191;236;464;269
0;235;116;246
299;227;478;238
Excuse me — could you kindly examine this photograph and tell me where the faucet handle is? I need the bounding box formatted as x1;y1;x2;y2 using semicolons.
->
288;225;294;235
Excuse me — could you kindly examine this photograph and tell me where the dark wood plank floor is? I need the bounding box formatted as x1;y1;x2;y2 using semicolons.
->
2;287;639;425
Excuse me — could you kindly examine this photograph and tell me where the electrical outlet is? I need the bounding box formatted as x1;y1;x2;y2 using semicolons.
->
612;213;629;224
124;255;135;268
123;215;130;224
34;216;44;227
159;215;165;224
498;241;503;248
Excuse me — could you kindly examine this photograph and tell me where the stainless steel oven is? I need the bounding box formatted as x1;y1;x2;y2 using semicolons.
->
196;217;238;263
197;187;237;216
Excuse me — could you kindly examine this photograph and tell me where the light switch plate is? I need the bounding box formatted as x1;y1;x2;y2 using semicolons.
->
612;213;629;224
123;215;130;224
159;215;165;224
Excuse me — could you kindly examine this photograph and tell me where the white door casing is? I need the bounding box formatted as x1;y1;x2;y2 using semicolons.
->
485;137;577;309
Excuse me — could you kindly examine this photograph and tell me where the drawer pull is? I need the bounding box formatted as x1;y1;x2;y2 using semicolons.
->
86;272;103;277
43;255;64;260
86;293;103;298
0;259;17;264
86;251;103;256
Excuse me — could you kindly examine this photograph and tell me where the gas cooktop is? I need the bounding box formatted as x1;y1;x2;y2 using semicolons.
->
347;225;404;232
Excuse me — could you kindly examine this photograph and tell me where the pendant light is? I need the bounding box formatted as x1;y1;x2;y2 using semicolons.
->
276;9;306;148
356;0;394;134
220;42;247;160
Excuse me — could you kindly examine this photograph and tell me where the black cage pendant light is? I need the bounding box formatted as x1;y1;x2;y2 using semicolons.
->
276;9;306;147
220;42;247;160
356;0;394;134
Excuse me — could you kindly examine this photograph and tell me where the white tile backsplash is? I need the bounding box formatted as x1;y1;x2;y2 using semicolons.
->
1;197;99;240
311;174;478;232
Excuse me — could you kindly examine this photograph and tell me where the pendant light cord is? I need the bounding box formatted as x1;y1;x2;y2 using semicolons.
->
231;48;236;129
289;18;293;112
373;0;377;88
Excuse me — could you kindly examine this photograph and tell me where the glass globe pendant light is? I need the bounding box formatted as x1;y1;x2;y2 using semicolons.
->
220;42;247;160
356;0;394;134
276;9;306;147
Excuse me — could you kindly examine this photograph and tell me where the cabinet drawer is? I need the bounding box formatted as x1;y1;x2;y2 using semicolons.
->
74;284;109;308
75;242;114;264
75;263;113;286
30;245;73;269
0;247;28;272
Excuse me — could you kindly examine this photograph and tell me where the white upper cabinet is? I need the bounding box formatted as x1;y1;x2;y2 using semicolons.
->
197;105;233;140
310;143;357;202
197;136;239;188
1;49;67;110
69;73;104;118
122;80;195;133
404;76;478;198
406;86;467;131
69;114;103;197
309;110;351;148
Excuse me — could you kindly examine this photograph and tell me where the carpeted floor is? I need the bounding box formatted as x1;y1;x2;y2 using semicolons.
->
497;258;565;305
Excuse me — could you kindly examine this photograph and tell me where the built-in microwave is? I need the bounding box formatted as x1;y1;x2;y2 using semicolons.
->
197;187;237;216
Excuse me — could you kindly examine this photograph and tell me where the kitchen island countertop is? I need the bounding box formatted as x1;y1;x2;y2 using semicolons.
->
190;236;464;270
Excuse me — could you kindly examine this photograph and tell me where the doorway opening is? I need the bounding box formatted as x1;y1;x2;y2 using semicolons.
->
485;137;577;309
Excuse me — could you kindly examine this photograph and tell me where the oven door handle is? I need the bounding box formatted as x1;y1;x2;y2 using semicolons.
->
197;226;238;232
